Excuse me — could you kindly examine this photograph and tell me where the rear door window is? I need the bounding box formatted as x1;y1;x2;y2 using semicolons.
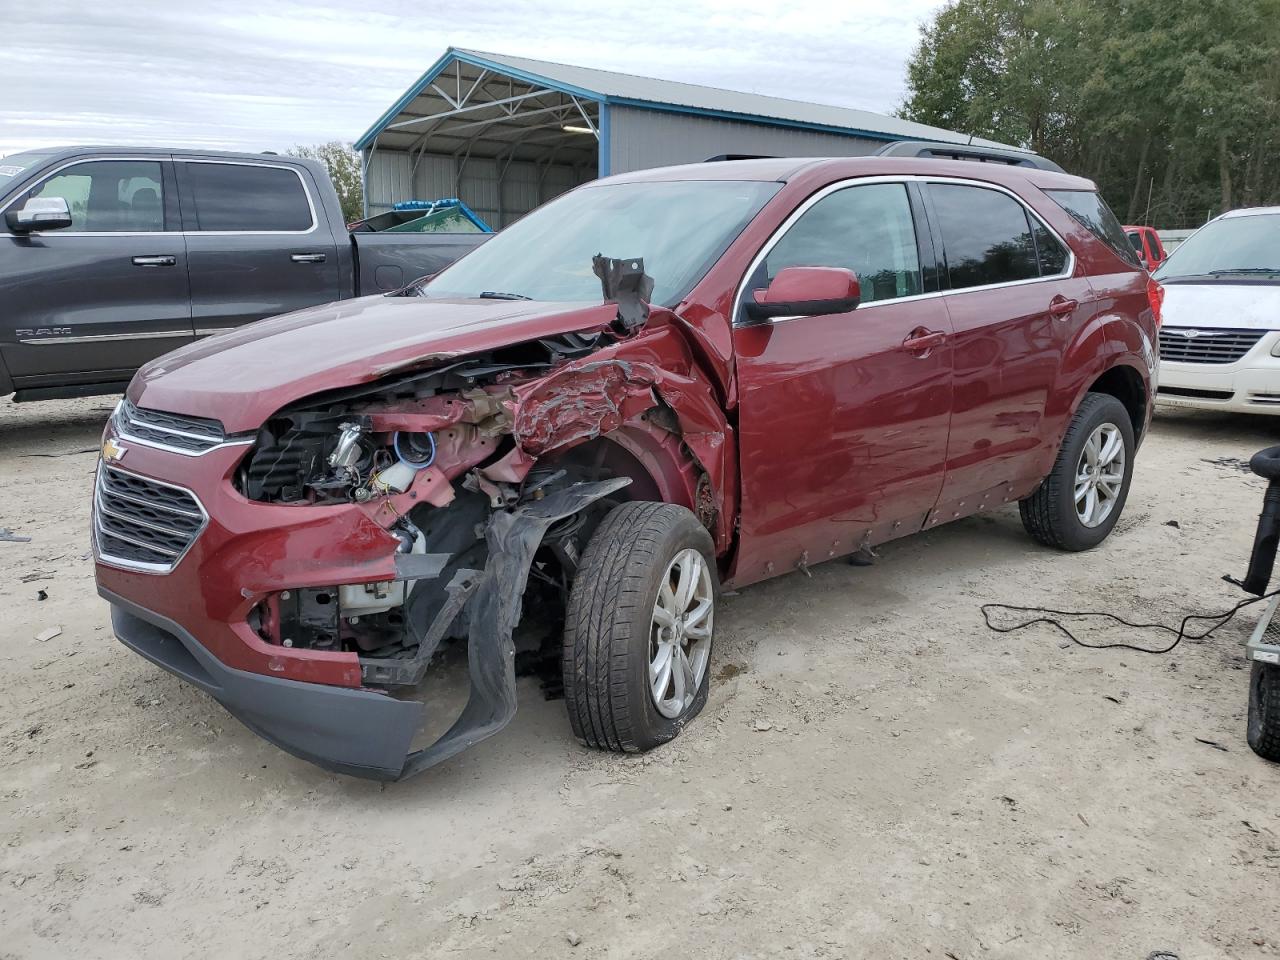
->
183;162;313;232
930;183;1039;289
751;182;923;305
27;159;165;232
1047;189;1139;267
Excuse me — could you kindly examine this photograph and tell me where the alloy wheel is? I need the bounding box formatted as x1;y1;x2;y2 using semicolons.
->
1075;422;1126;528
648;548;713;719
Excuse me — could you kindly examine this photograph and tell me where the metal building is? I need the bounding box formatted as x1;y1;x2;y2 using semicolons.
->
356;47;1018;228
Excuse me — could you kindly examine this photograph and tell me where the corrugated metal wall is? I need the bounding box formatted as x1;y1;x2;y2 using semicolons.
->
364;105;886;226
364;150;593;227
607;105;883;173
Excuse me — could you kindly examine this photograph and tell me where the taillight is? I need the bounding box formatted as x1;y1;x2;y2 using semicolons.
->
1147;277;1164;328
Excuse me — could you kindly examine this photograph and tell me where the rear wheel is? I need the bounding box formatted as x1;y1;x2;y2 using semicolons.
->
562;502;716;752
1247;662;1280;763
1020;392;1135;551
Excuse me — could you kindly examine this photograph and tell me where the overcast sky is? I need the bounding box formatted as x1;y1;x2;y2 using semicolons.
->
0;0;946;158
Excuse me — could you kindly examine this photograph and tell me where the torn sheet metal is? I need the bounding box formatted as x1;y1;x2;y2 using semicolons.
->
593;255;654;334
512;360;659;456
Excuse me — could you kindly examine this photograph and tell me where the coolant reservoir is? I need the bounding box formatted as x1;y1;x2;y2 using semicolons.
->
373;460;417;494
339;525;426;616
339;578;406;616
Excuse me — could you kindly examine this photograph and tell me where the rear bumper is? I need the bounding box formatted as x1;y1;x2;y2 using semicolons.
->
103;587;422;780
1157;331;1280;414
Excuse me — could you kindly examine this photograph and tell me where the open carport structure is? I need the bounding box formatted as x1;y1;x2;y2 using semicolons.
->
355;47;1020;228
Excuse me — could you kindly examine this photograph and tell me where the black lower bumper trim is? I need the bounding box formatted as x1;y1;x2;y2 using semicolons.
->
101;588;422;781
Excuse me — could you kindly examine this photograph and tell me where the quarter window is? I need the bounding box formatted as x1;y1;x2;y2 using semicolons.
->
1032;221;1069;275
28;160;164;232
750;183;923;306
184;162;313;232
1046;189;1139;267
932;184;1039;289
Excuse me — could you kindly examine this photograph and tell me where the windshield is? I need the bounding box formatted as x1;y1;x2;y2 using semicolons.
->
1154;213;1280;282
0;150;57;195
421;179;782;306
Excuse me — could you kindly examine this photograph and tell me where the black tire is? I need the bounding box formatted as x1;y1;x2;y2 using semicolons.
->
562;501;717;753
1250;445;1280;481
1020;392;1136;551
1248;662;1280;763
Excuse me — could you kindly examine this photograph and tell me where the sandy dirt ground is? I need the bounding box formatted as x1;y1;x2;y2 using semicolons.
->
2;395;1280;960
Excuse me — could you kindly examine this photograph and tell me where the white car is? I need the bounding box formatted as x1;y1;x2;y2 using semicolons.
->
1154;207;1280;414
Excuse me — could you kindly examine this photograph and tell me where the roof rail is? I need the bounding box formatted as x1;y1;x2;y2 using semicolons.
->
703;154;778;162
875;140;1064;173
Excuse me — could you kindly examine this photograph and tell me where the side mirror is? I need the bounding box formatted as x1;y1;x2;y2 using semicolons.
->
743;266;861;324
6;196;73;234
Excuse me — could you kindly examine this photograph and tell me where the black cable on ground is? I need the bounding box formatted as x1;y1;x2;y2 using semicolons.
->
981;583;1280;655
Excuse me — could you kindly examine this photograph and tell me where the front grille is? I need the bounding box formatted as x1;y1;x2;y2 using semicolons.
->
94;466;206;572
1158;327;1266;364
115;398;227;454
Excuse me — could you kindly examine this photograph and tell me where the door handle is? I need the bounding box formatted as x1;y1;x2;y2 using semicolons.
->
1049;295;1078;318
131;255;176;267
291;253;327;263
902;328;946;354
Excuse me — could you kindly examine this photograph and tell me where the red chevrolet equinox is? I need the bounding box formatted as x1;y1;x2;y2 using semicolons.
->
93;155;1158;780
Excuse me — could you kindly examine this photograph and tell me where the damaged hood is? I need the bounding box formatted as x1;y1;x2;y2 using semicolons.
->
129;295;618;432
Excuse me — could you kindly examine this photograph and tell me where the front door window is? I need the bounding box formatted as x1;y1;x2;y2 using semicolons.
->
29;160;165;232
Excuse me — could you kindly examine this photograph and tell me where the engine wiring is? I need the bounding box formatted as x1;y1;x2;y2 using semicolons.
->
981;581;1280;655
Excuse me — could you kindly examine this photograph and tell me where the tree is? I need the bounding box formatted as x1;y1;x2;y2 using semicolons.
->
898;0;1280;228
288;141;363;223
900;0;1091;155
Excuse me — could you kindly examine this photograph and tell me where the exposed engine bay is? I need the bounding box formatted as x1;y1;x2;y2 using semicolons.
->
237;335;613;675
230;259;735;719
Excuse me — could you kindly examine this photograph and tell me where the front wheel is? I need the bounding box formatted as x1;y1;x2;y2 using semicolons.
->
1020;392;1136;551
562;502;717;753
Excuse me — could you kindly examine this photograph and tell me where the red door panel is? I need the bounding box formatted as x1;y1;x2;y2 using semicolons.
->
733;297;953;585
937;277;1093;505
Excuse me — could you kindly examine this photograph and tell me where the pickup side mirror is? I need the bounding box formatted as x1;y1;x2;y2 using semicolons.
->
743;266;861;324
6;196;73;234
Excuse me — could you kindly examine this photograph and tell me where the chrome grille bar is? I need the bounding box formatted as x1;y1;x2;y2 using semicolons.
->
93;465;207;573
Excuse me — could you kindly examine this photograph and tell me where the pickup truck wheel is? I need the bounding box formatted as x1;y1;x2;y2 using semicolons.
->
1020;392;1135;551
562;502;717;753
1248;662;1280;762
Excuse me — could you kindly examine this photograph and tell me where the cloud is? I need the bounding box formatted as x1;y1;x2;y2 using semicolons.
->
0;0;944;157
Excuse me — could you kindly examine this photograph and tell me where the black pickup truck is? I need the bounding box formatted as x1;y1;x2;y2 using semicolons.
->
0;147;488;401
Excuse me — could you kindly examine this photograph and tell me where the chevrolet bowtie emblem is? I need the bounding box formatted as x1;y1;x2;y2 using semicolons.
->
102;438;127;463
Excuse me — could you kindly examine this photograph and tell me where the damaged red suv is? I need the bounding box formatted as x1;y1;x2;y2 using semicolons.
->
94;155;1157;780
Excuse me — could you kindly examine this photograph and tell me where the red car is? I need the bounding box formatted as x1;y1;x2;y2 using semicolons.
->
94;155;1158;780
1124;224;1167;269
